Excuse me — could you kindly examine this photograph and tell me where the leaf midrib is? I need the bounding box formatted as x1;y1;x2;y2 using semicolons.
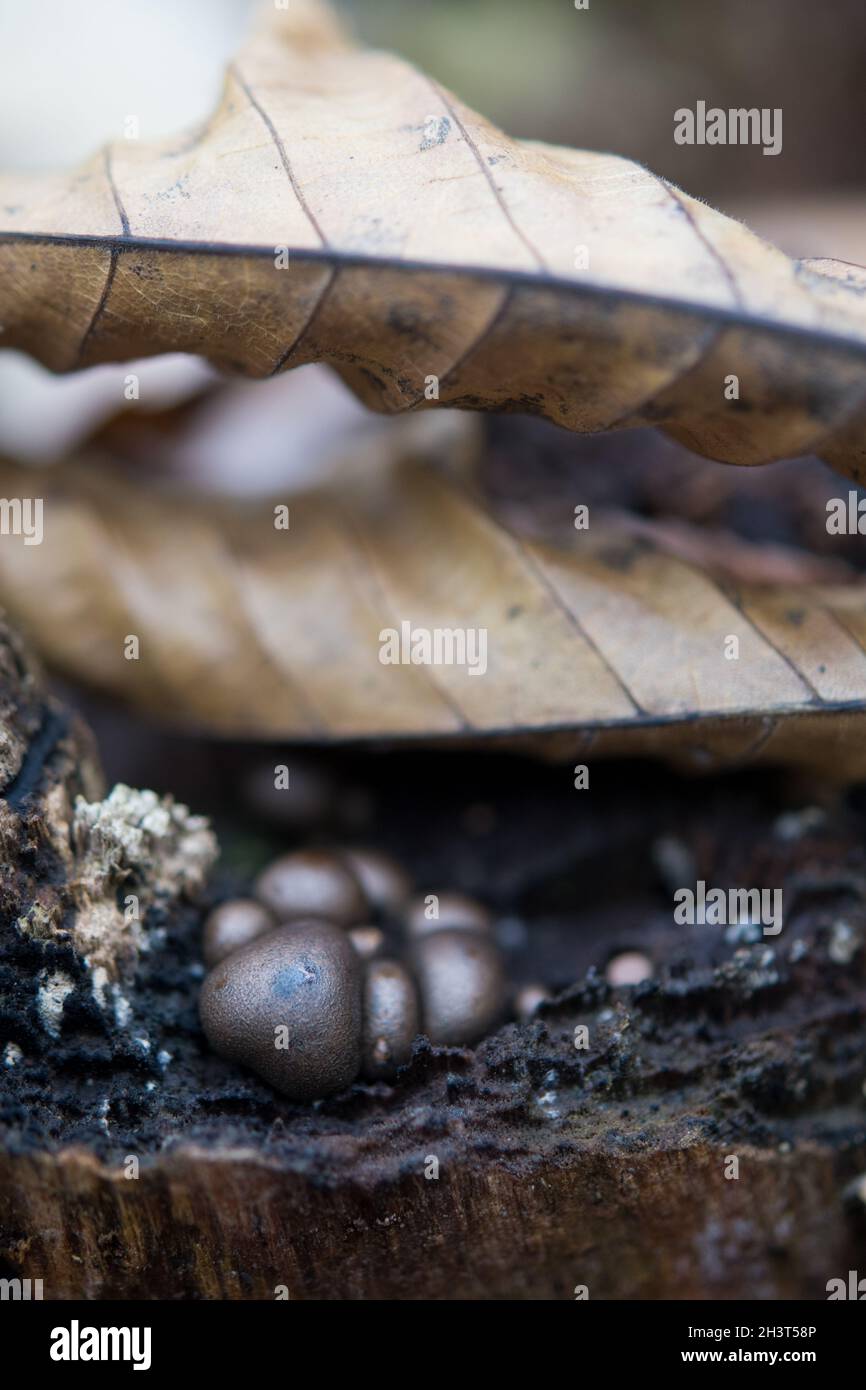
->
3;229;866;361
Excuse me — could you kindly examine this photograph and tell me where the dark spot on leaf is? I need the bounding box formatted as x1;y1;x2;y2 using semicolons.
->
420;116;451;151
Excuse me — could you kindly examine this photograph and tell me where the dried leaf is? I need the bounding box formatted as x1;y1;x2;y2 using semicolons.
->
3;409;866;777
2;1;866;473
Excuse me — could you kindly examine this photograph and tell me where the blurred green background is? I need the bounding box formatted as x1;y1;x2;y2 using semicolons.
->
343;0;866;204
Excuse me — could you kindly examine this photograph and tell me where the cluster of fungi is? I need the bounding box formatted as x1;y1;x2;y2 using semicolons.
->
199;848;510;1099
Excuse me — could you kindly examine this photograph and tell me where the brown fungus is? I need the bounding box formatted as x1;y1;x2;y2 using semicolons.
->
343;847;411;915
361;958;419;1079
199;920;362;1100
253;849;365;927
202;898;274;968
405;892;492;938
410;928;506;1047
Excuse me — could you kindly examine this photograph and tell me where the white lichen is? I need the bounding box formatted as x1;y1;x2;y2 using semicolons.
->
70;783;215;979
36;969;76;1038
16;782;218;1036
73;784;216;904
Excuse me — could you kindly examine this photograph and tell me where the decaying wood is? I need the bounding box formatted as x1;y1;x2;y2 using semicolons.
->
2;1135;863;1300
0;616;216;1052
2;0;866;473
3;834;866;1300
0;617;104;943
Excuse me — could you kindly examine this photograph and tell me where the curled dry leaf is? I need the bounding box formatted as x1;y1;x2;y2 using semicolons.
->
3;399;866;777
1;0;866;472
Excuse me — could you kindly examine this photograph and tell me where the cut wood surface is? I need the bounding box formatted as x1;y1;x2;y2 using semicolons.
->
2;0;866;473
2;1136;861;1300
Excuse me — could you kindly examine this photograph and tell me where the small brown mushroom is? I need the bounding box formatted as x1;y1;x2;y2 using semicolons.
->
199;921;362;1100
254;849;365;927
202;898;275;968
361;958;419;1079
410;928;506;1046
405;891;492;938
343;847;411;915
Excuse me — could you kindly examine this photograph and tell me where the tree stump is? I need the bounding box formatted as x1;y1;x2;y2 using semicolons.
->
1;620;865;1299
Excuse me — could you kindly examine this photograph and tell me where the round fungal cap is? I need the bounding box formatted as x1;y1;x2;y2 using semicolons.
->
410;928;506;1047
254;849;365;927
202;898;275;968
343;847;411;915
199;920;362;1100
361;957;419;1079
405;891;492;939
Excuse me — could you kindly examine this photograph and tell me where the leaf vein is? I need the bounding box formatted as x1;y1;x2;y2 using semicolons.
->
425;77;547;273
231;63;329;249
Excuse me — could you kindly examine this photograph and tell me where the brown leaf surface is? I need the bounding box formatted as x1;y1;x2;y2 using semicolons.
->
3;401;866;776
2;1;866;473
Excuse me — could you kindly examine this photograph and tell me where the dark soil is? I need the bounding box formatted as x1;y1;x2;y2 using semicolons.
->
2;745;865;1196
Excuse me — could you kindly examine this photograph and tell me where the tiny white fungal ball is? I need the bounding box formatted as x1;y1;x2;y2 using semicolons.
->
605;951;653;987
515;983;551;1021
